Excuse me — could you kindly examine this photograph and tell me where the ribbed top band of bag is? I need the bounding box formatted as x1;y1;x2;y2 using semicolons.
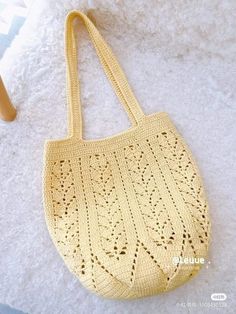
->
65;10;145;139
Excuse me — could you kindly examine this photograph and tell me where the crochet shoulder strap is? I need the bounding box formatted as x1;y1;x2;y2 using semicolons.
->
65;10;145;139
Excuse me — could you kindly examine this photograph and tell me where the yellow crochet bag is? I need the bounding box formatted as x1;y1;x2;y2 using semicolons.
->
43;10;211;299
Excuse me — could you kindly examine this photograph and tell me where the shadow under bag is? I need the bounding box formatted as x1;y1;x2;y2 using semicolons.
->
43;10;211;299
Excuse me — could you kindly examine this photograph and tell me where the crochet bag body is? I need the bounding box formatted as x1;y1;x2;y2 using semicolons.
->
43;10;211;299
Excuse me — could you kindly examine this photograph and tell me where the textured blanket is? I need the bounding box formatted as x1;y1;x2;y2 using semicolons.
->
0;0;235;313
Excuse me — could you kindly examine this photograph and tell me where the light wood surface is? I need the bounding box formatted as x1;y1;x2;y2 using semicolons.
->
0;76;16;121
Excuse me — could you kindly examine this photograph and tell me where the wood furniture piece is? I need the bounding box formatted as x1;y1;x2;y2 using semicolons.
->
0;76;16;121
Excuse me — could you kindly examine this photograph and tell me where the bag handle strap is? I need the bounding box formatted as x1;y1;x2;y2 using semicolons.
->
65;10;145;139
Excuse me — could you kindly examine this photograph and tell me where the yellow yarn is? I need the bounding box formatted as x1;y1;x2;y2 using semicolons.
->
43;10;211;299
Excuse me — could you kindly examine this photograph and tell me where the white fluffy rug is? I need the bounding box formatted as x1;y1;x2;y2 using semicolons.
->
0;0;236;313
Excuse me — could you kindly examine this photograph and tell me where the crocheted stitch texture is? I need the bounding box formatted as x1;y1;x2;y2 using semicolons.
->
43;11;211;299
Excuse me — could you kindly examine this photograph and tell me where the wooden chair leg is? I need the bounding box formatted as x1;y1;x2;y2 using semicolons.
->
0;76;16;121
